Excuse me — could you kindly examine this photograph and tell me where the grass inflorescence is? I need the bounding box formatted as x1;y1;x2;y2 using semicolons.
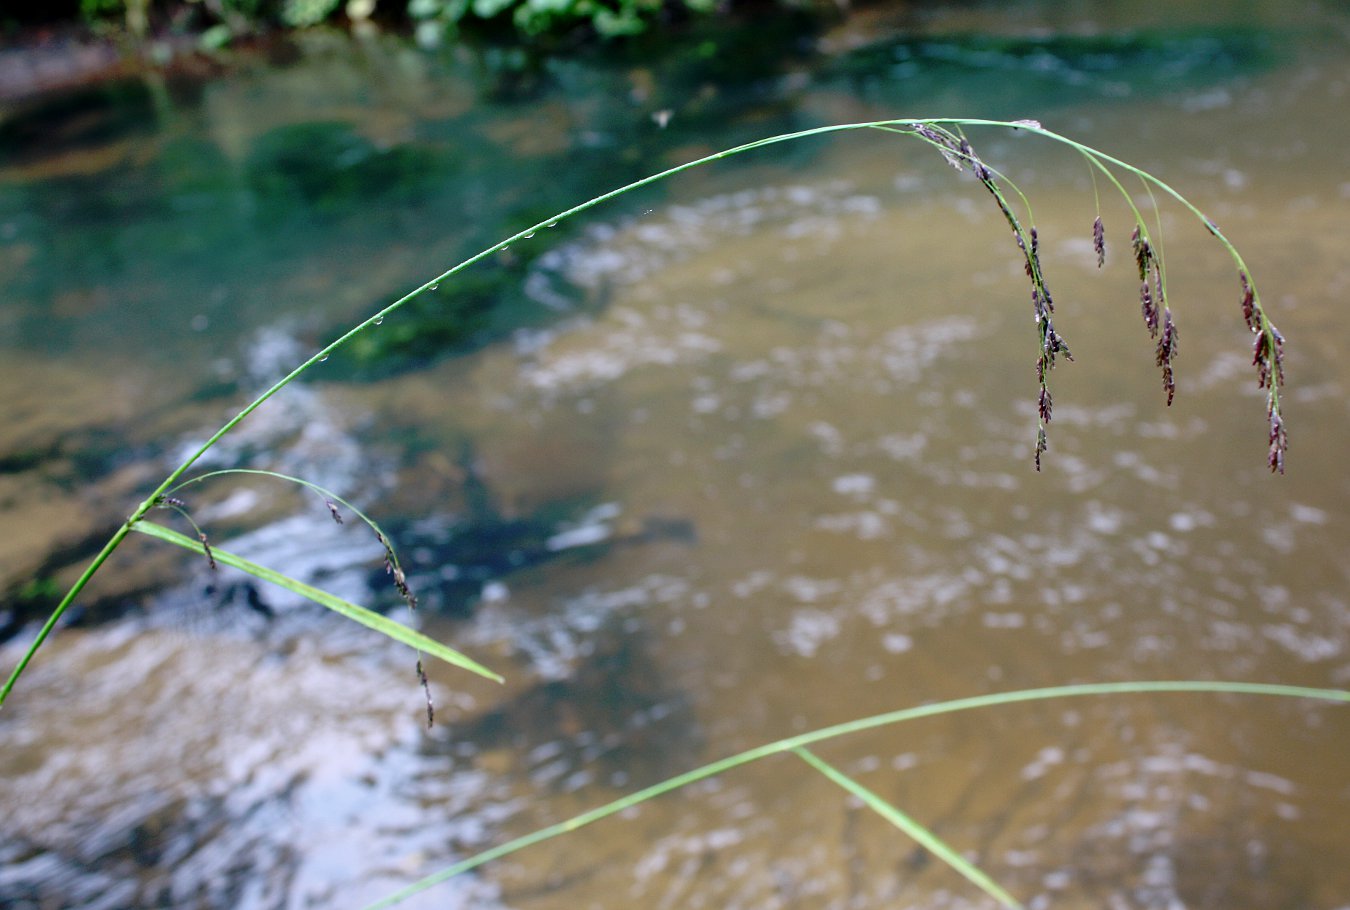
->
903;122;1074;470
0;112;1316;910
162;468;444;724
1;117;1290;713
1241;268;1287;472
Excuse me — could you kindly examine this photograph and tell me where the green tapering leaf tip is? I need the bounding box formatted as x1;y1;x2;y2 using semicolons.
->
793;746;1026;910
132;521;502;684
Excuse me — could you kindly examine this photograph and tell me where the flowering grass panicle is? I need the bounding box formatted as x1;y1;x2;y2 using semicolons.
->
2;117;1294;725
1240;272;1257;332
1156;308;1178;405
1253;322;1287;472
1131;226;1162;337
1231;268;1286;472
905;123;1076;470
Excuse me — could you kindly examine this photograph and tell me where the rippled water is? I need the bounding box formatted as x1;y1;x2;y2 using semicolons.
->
3;3;1350;908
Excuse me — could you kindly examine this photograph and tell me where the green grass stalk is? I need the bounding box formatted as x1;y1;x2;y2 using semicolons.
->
365;680;1347;909
1;118;1286;708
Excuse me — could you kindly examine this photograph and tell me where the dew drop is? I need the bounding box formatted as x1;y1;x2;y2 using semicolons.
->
546;221;558;228
319;354;329;362
373;315;384;325
501;245;510;251
523;231;536;239
430;283;439;290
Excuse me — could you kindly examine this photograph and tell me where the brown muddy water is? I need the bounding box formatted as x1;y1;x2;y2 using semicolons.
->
3;3;1350;909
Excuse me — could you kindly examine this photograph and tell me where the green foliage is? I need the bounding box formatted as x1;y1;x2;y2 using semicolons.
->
73;0;725;41
15;576;60;605
243;121;442;217
281;0;343;27
219;0;269;15
198;22;235;48
411;0;711;42
331;274;517;378
79;0;149;34
79;0;125;19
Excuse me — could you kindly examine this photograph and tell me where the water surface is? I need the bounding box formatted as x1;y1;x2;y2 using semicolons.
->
2;3;1349;908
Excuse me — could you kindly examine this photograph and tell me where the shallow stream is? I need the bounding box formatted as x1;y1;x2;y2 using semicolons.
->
3;3;1350;908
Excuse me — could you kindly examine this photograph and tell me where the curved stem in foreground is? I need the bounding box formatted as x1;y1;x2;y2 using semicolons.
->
364;680;1347;909
1;118;1283;707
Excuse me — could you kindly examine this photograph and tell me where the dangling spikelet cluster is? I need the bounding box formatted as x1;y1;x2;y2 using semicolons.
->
908;123;1071;471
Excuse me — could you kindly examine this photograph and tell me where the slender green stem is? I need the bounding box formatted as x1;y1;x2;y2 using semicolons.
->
1;117;1283;706
0;521;135;705
364;680;1348;909
169;468;404;569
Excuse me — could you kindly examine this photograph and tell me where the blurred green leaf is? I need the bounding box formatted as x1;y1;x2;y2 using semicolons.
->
133;520;503;683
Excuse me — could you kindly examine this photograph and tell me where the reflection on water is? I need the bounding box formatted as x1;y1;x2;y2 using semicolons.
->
3;3;1350;908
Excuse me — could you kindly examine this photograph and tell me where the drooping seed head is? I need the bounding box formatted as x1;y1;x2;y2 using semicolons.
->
1131;226;1152;281
1140;280;1159;337
959;137;993;182
1269;326;1285;387
912;123;965;171
1268;411;1287;474
1156;308;1178;405
416;659;435;728
1253;331;1272;388
198;532;218;572
1239;272;1257;332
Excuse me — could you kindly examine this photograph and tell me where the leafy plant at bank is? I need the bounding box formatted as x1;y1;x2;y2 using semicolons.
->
408;0;714;42
0;118;1313;907
72;0;726;42
280;0;344;27
79;0;150;34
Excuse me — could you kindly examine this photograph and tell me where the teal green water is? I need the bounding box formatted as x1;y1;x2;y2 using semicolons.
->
2;3;1349;908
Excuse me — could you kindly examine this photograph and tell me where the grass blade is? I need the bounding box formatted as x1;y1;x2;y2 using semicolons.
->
367;680;1347;908
794;745;1024;910
132;520;501;683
